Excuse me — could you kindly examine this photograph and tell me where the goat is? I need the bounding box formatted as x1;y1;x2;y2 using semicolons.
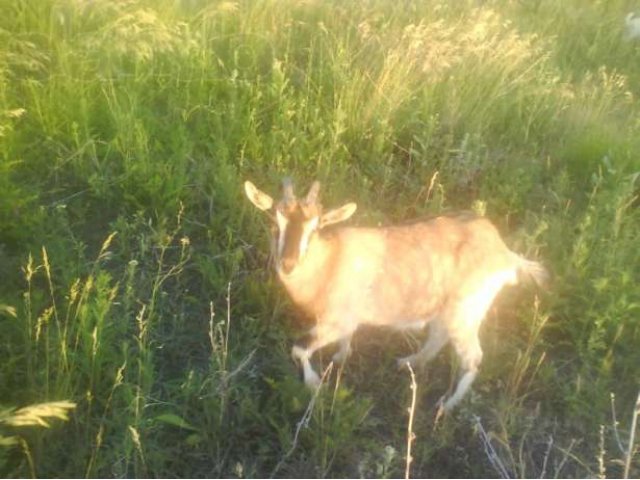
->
244;178;547;412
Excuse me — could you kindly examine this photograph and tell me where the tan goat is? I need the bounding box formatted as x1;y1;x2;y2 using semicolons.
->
244;178;547;412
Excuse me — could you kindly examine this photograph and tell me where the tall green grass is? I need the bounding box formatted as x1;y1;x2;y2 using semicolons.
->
1;0;639;477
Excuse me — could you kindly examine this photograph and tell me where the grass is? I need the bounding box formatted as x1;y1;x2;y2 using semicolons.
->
1;0;639;477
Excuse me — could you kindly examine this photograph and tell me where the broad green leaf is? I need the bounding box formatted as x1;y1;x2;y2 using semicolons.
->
154;413;198;431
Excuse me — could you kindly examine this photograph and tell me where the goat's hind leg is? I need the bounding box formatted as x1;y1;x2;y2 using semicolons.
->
441;332;482;412
439;282;503;412
441;270;516;412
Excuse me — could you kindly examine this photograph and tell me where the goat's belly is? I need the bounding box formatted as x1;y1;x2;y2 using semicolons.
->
360;305;439;330
328;267;444;328
392;319;430;331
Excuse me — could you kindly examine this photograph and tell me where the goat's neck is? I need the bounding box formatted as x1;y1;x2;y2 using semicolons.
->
277;232;334;313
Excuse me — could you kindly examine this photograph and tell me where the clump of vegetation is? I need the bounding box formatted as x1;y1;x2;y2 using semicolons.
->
0;0;638;477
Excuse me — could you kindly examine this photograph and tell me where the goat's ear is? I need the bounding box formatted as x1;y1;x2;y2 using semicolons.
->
244;181;274;211
320;202;357;228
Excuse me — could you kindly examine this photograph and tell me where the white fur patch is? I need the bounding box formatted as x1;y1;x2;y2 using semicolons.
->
275;210;288;258
299;217;319;257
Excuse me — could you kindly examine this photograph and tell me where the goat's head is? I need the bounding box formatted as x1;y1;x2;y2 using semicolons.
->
244;178;357;275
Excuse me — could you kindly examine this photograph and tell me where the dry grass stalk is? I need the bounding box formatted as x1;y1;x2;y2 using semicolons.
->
598;424;606;479
473;415;511;479
623;391;640;479
270;362;334;478
404;362;418;480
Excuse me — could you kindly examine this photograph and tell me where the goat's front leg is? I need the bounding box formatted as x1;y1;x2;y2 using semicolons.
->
291;323;353;389
291;343;321;388
332;336;353;364
397;318;447;369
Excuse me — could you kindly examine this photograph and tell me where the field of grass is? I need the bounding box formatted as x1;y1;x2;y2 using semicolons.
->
1;0;639;477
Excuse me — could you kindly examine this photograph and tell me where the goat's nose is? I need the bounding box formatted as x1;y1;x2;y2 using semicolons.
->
281;257;296;274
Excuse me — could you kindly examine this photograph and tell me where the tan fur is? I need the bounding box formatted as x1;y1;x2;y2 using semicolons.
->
245;179;547;412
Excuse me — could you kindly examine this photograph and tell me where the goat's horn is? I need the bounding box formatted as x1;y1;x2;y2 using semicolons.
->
305;181;320;204
282;177;295;203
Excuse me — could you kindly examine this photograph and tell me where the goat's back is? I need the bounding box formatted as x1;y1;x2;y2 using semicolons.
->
317;214;518;327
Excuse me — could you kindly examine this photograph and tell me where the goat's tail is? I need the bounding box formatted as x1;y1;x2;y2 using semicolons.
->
514;254;549;287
